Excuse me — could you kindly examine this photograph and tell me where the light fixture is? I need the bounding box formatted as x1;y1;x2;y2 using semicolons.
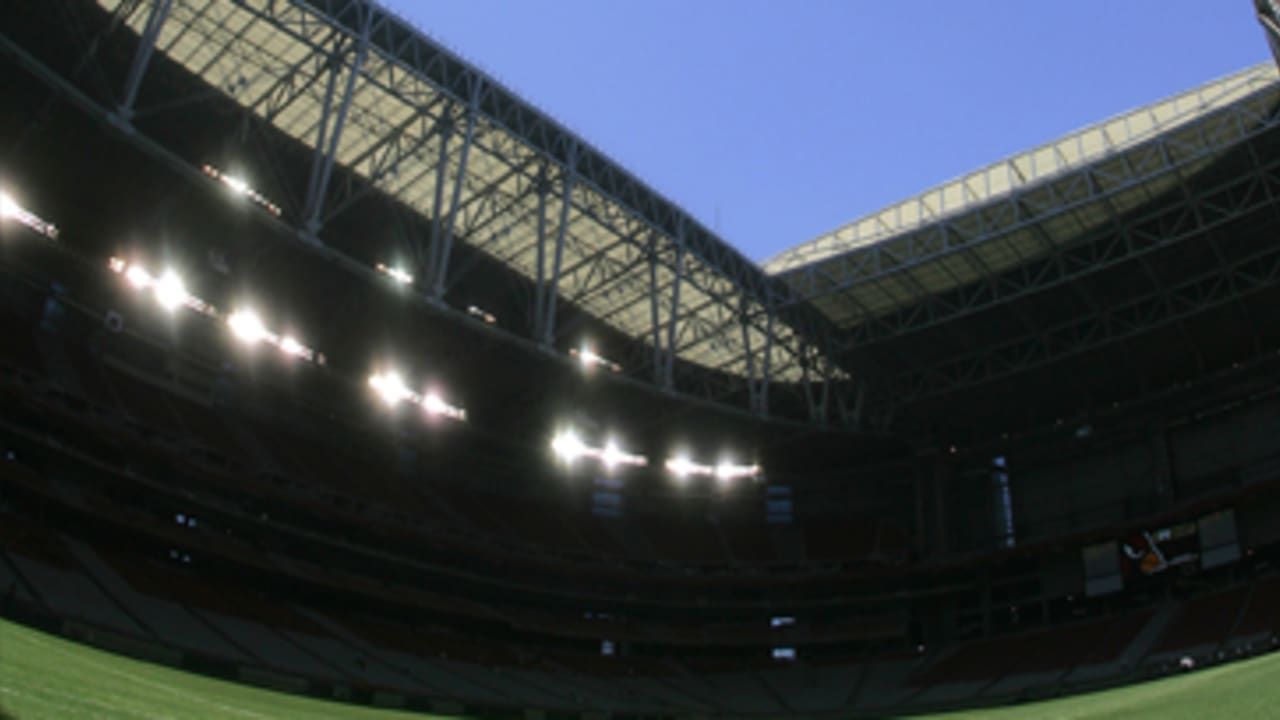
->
279;336;305;357
368;370;466;422
0;189;58;239
467;305;497;324
376;262;414;286
125;265;154;289
369;371;410;407
551;429;587;464
550;428;646;472
153;269;189;312
663;454;761;484
571;343;621;373
227;309;267;344
201;164;281;216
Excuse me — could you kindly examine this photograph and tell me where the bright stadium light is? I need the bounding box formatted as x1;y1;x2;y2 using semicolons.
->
153;269;189;312
369;371;410;407
227;309;267;344
551;428;645;472
369;370;466;421
125;264;154;289
376;262;414;286
665;455;706;481
551;429;587;464
223;175;249;196
421;389;467;421
201;164;281;216
0;189;58;239
423;391;448;415
664;453;759;484
571;343;622;373
601;440;625;471
467;305;497;324
716;461;762;484
279;335;305;357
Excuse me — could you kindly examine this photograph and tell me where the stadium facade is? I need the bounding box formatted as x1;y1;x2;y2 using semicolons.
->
2;0;1280;717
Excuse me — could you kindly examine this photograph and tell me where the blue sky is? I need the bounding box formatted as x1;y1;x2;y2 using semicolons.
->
384;1;1268;263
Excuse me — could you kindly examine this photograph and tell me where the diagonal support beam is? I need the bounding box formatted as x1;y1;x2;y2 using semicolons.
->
300;5;373;241
430;79;483;301
537;148;578;345
116;0;173;122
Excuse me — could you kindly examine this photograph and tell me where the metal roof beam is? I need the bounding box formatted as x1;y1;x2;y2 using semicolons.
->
892;239;1280;403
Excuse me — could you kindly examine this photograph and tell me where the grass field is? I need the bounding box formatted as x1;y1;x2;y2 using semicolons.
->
2;616;1279;719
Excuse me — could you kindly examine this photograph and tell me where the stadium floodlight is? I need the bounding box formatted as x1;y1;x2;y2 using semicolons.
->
601;440;625;471
201;164;282;216
665;455;708;480
663;454;759;484
124;264;154;290
153;269;189;312
571;344;622;373
369;370;466;421
227;309;267;344
551;429;587;465
0;189;59;239
375;262;414;286
467;305;497;324
279;335;306;357
421;389;467;421
369;371;411;407
551;428;646;472
715;461;762;483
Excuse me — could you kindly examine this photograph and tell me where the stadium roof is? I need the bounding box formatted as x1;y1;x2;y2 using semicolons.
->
98;0;837;391
764;63;1280;329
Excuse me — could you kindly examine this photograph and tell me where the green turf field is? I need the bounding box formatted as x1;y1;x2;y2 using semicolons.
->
2;615;1279;719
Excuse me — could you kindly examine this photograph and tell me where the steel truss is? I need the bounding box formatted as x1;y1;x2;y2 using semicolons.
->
892;206;1280;403
777;81;1280;346
847;118;1280;356
8;0;881;428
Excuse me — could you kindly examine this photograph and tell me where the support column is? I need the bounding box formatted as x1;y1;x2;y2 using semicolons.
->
758;300;775;416
663;231;686;390
532;165;549;338
539;153;577;346
431;81;481;301
648;237;663;384
301;7;373;241
117;0;174;123
739;296;758;413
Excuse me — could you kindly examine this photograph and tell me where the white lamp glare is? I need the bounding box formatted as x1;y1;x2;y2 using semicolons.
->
224;176;249;195
370;371;409;407
551;430;586;464
153;270;188;311
227;309;267;344
423;391;448;416
602;440;624;471
279;336;304;357
666;455;696;480
125;265;153;289
0;192;18;219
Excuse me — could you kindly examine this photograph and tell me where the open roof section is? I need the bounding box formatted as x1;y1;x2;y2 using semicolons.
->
766;63;1279;275
93;0;852;419
764;63;1280;329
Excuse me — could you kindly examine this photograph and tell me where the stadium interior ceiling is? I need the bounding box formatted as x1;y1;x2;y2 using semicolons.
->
4;0;1280;716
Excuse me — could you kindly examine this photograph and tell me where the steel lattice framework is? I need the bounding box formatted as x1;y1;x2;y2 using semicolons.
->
5;0;1280;433
0;0;880;427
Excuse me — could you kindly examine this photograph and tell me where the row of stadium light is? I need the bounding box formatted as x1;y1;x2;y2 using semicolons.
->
108;258;319;362
0;190;59;239
4;178;762;482
550;427;761;483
